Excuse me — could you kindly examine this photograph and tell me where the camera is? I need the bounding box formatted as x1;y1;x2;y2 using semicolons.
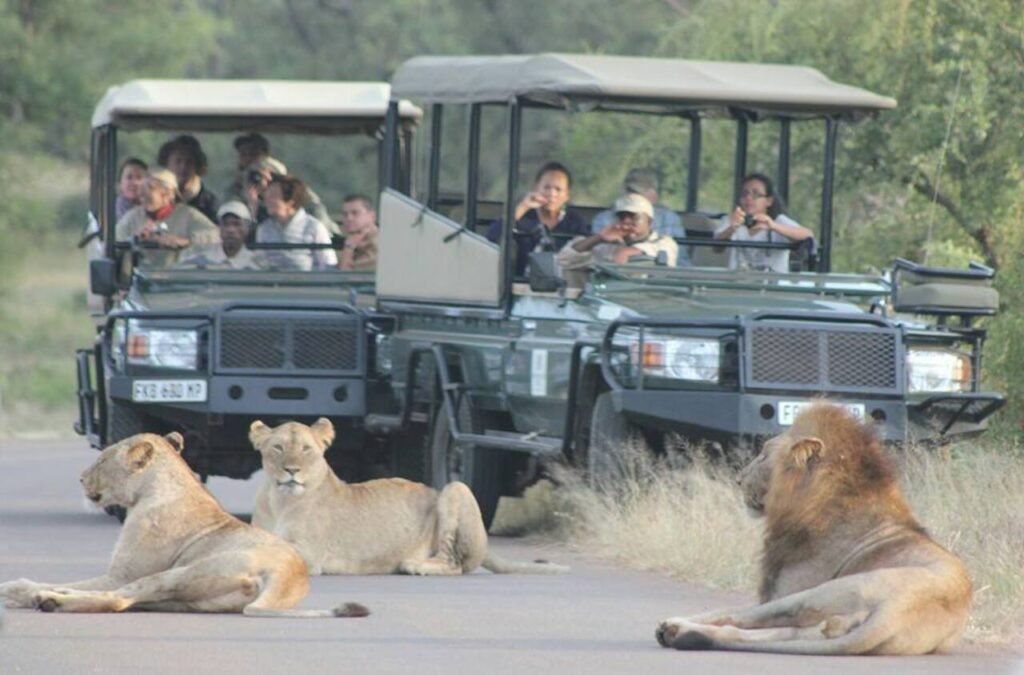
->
247;169;264;186
742;213;756;228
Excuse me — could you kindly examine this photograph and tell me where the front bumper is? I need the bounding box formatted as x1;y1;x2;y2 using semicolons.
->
612;389;1004;444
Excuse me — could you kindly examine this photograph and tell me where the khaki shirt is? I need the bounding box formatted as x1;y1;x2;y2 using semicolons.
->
343;228;378;272
116;205;220;268
557;230;680;270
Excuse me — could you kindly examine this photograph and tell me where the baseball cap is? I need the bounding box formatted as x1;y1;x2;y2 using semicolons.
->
613;193;654;219
217;200;253;224
623;168;658;194
147;168;179;194
248;156;288;176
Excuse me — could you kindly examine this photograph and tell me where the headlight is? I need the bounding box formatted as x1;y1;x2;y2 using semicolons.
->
907;348;971;393
126;324;200;370
632;336;720;383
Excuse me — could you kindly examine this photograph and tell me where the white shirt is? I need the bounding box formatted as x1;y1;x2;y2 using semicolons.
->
256;208;338;271
714;213;800;273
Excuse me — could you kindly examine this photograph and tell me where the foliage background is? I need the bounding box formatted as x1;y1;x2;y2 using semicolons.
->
0;0;1022;435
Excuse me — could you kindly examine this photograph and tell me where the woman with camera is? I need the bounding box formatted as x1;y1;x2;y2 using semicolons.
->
713;172;813;273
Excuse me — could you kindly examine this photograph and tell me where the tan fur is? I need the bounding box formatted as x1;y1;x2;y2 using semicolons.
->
0;432;368;618
249;418;568;576
657;402;971;655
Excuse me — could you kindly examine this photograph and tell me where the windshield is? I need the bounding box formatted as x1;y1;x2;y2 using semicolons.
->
111;128;382;275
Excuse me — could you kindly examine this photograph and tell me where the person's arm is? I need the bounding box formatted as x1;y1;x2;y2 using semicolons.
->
714;207;745;241
337;230;369;271
571;221;626;253
313;222;338;269
754;214;813;241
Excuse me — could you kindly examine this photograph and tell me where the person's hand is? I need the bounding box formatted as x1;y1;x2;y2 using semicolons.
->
729;206;745;228
518;191;548;212
749;213;774;234
343;230;368;251
597;222;627;244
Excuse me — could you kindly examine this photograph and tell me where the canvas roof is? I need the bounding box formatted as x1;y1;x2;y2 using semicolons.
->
92;80;422;133
390;54;896;119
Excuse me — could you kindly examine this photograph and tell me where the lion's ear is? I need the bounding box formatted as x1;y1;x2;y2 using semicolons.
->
126;441;156;471
311;417;335;450
249;420;271;451
787;437;826;469
164;432;185;454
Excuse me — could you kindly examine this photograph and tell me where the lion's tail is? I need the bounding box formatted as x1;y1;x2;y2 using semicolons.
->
243;602;370;619
481;552;570;575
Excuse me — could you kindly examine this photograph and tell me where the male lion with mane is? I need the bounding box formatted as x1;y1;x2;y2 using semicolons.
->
249;418;569;576
656;402;971;655
0;432;368;618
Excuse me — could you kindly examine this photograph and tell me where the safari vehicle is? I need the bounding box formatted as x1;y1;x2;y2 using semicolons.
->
370;54;1004;526
75;79;420;485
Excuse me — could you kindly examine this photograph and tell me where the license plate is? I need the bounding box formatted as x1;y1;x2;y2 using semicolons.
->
777;400;864;426
132;380;207;403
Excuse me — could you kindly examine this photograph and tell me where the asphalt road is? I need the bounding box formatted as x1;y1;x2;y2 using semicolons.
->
0;439;1021;675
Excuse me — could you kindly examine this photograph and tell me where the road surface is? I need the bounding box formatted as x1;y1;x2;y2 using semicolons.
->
0;439;1020;674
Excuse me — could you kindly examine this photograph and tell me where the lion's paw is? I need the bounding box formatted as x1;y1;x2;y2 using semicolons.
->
656;618;714;650
34;592;63;613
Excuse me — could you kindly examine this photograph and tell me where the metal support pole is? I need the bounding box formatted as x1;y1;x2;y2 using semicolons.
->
777;119;791;205
819;117;840;273
465;103;482;231
427;104;443;211
503;102;522;313
686;116;702;212
732;116;749;205
382;100;400;192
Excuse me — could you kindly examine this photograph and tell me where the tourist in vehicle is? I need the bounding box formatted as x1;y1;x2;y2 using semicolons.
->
157;135;218;222
115;169;220;268
179;201;262;270
115;157;148;220
226;133;338;235
486;161;589;276
255;175;337;271
337;194;379;272
591;167;690;266
713;173;813;273
556;193;679;285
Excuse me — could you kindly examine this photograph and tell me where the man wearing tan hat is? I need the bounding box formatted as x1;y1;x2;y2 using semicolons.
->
557;193;679;278
592;167;689;266
178;201;261;270
115;168;219;267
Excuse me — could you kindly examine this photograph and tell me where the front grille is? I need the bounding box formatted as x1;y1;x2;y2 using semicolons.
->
217;312;360;373
748;323;900;394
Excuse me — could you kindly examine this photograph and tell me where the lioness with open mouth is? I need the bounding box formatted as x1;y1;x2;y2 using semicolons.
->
250;418;569;576
0;432;368;618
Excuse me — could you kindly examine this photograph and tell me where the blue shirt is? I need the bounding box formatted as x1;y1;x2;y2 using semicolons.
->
487;207;590;276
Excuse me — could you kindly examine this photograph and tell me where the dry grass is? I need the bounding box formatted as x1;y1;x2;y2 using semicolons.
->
516;439;1024;647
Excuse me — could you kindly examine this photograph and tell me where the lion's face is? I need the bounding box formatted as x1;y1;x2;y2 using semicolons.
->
249;418;335;495
82;432;184;507
738;432;790;516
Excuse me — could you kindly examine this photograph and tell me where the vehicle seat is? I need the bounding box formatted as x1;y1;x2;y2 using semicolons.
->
682;213;729;267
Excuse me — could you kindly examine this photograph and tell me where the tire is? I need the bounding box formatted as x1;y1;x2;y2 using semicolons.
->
587;392;650;486
428;397;502;530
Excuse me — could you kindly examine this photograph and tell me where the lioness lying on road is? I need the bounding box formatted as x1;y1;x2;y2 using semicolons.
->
0;432;368;618
657;403;971;655
250;418;569;576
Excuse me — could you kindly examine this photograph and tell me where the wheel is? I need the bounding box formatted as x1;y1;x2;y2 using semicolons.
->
587;392;651;486
428;397;502;530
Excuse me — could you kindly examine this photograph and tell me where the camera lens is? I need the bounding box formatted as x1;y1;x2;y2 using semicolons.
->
247;170;263;185
743;214;756;228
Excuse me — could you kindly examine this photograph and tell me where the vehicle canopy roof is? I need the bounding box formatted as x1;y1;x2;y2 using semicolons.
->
390;53;896;120
92;79;422;133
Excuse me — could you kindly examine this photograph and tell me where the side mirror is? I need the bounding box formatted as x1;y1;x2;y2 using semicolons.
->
89;258;117;297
